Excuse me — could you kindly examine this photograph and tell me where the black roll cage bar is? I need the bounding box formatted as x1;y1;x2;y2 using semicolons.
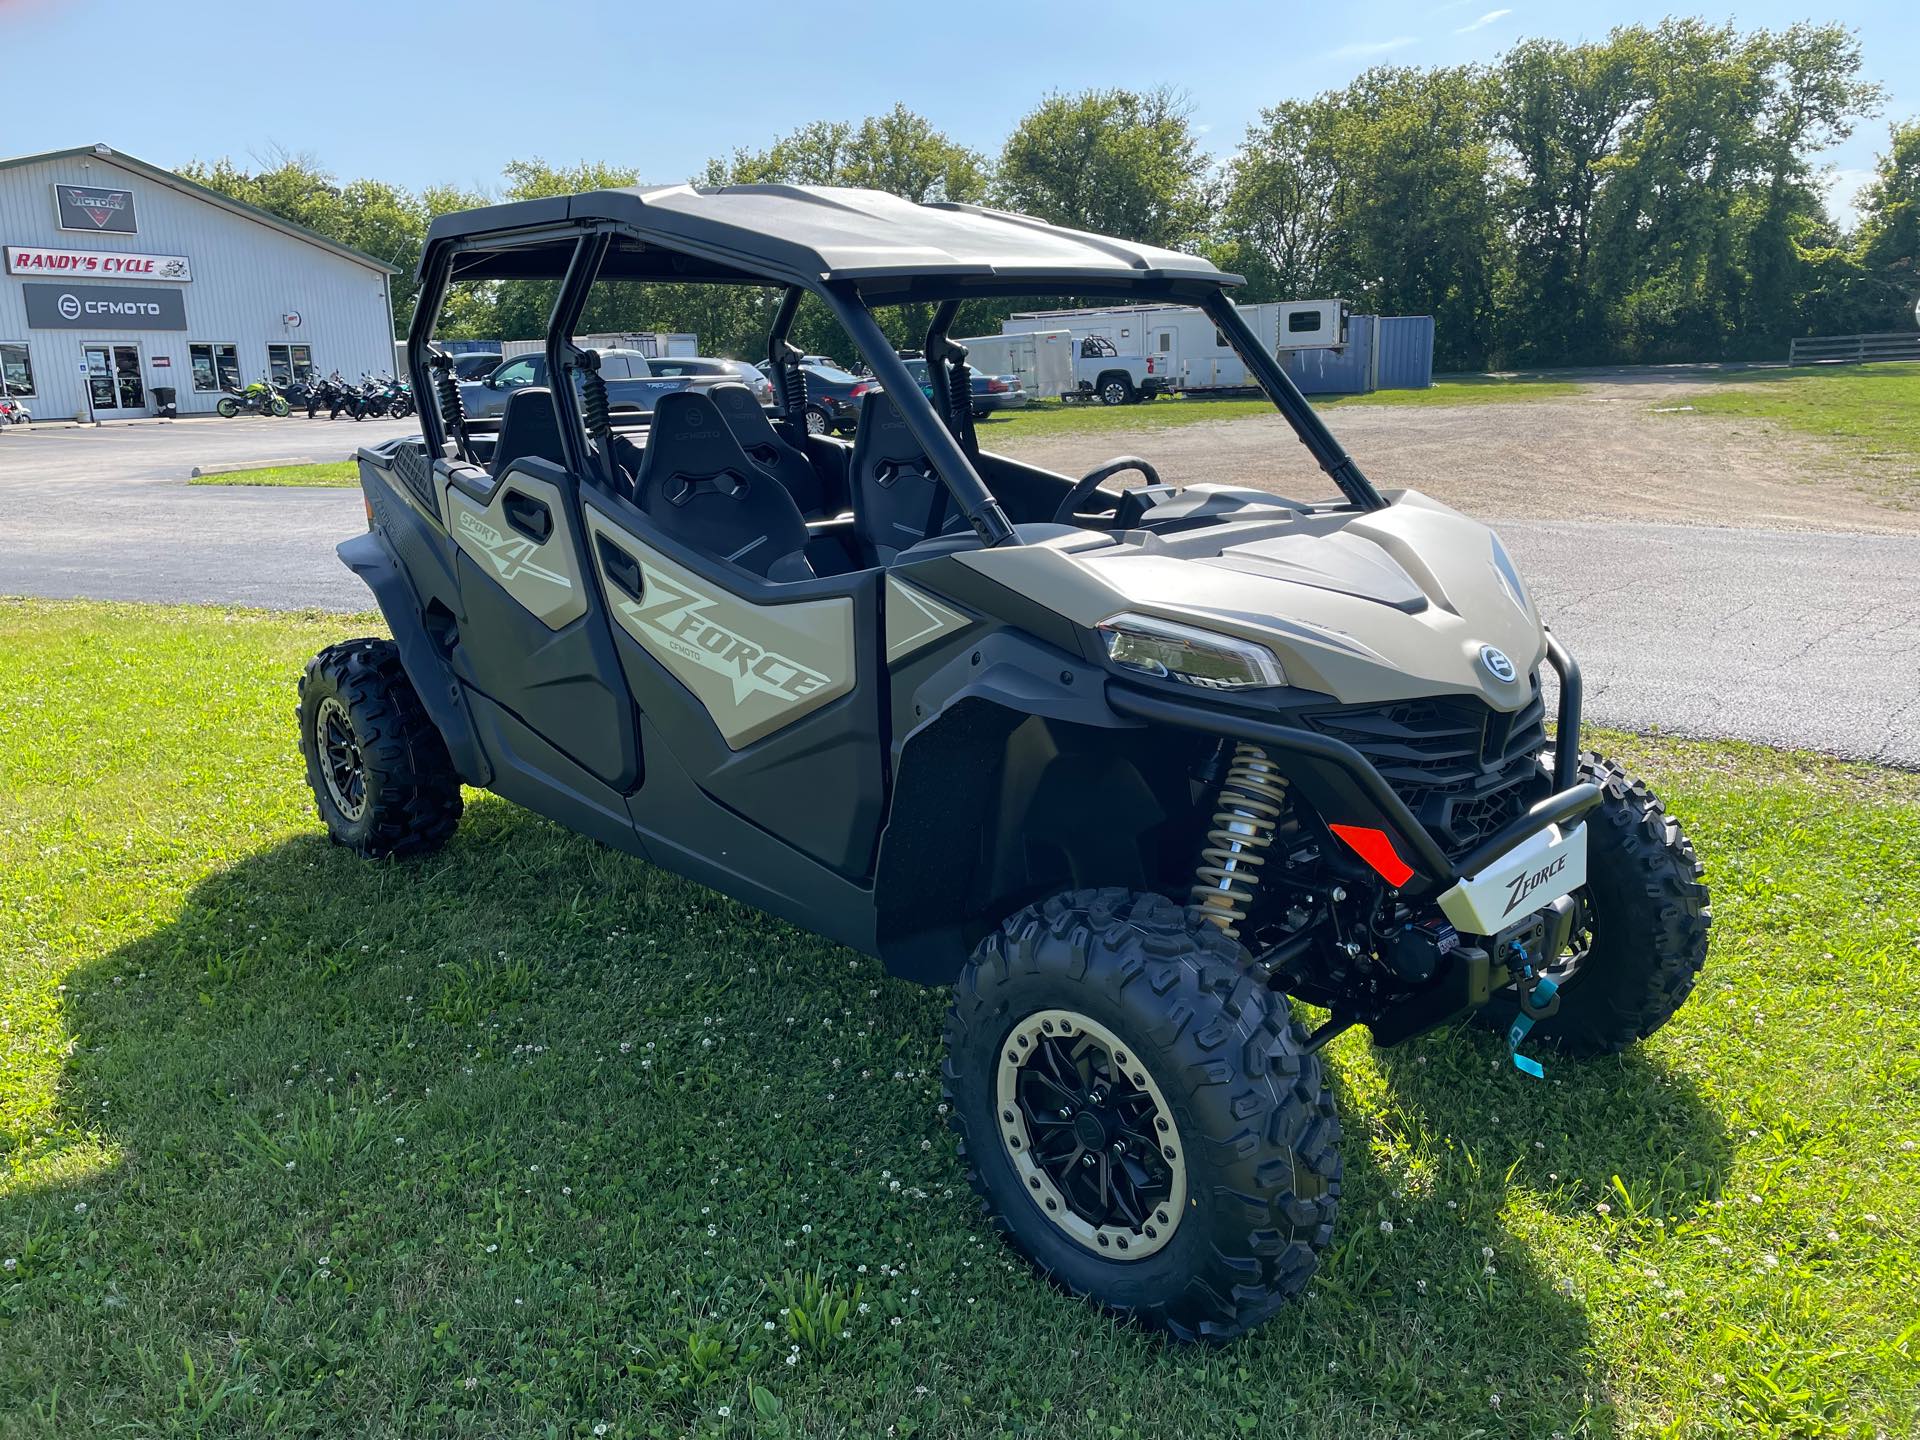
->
406;218;1388;544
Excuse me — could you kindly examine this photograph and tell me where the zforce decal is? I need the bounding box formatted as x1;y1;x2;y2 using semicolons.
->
456;509;571;588
1503;852;1568;918
619;563;829;705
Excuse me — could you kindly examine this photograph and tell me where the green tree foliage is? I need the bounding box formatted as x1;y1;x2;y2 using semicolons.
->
1853;120;1920;315
998;88;1211;250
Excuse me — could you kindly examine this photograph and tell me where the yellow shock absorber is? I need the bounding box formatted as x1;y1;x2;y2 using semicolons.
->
1190;744;1289;940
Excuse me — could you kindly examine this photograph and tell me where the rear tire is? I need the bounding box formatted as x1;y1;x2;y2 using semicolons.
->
298;638;462;859
803;404;830;435
944;888;1341;1342
216;397;239;418
1476;752;1709;1055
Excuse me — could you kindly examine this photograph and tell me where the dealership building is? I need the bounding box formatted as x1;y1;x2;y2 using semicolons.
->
1;144;395;420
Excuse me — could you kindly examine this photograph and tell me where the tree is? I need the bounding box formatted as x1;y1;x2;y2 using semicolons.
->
1852;119;1920;322
998;88;1211;249
1489;37;1639;363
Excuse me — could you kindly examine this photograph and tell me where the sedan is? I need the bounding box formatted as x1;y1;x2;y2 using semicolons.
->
649;356;777;406
900;358;1031;418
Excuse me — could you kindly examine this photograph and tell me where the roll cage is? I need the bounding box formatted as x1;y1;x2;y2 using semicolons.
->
407;187;1386;551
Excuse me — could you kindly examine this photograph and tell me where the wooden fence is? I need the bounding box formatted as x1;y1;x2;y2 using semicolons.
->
1787;332;1920;366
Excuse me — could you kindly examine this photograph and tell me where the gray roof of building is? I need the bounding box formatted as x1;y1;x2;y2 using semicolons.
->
0;145;399;274
425;184;1239;297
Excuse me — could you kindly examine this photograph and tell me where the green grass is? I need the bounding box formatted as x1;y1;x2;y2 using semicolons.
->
187;461;359;488
1672;363;1920;494
3;598;1917;1439
978;376;1583;439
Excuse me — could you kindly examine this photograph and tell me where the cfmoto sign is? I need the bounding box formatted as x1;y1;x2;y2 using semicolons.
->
22;282;187;331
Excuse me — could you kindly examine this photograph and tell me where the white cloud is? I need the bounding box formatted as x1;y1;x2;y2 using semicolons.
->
1454;9;1511;34
1327;36;1419;60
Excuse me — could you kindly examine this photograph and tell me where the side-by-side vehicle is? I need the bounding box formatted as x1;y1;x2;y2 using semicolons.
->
299;184;1710;1341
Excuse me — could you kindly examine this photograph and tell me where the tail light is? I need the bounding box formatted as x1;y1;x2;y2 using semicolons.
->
850;381;876;398
1146;357;1157;374
986;377;1010;393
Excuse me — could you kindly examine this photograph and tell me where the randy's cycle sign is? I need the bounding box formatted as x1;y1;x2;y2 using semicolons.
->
54;183;138;234
23;283;187;330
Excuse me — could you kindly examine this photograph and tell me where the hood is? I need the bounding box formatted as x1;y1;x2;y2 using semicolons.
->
950;490;1545;710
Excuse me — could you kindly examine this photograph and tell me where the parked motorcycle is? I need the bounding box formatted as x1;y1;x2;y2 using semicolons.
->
308;372;349;419
216;376;290;418
0;396;30;427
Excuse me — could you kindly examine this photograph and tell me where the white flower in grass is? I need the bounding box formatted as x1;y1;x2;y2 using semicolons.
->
718;1405;729;1417
594;1425;608;1436
1489;1394;1501;1410
786;1353;799;1366
1415;1279;1428;1294
1481;1246;1494;1260
463;1376;478;1390
1595;1202;1610;1215
73;1203;87;1215
1379;1220;1394;1235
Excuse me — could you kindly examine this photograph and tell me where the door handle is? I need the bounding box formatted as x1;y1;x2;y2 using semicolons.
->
502;491;553;544
597;535;643;600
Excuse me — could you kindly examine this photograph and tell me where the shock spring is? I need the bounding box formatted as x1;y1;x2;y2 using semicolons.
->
1191;744;1288;940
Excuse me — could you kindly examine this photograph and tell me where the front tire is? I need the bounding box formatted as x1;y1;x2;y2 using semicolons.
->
298;638;462;858
1478;752;1710;1054
944;889;1340;1341
1098;374;1133;406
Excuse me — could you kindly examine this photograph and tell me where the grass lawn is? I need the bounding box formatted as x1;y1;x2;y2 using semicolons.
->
2;598;1916;1439
1674;363;1920;496
978;376;1583;440
188;461;359;488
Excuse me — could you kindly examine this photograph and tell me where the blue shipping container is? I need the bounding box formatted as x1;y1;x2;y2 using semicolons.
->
1375;316;1435;389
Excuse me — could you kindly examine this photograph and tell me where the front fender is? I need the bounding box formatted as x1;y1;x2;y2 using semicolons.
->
337;529;491;786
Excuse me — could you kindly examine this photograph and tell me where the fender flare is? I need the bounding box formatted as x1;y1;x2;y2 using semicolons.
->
336;529;492;786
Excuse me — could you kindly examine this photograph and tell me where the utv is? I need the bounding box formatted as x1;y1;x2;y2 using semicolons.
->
299;185;1710;1342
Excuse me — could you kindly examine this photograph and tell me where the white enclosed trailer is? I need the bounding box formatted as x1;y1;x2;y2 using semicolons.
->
955;327;1074;399
1001;300;1348;395
499;331;698;361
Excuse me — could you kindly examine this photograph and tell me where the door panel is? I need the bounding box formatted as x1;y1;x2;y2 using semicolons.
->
445;466;588;630
439;458;639;791
581;491;887;878
584;509;854;749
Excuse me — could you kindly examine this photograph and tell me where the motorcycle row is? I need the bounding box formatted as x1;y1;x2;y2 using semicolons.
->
216;372;416;421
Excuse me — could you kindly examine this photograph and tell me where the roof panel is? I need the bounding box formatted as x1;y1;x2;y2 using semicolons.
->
425;183;1238;291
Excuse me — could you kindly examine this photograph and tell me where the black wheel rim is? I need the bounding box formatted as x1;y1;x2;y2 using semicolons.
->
314;696;367;821
996;1008;1186;1258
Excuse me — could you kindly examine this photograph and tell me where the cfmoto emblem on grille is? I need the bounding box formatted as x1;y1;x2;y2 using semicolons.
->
1479;644;1517;683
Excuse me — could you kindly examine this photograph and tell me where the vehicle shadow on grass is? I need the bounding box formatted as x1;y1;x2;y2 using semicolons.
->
0;801;1721;1436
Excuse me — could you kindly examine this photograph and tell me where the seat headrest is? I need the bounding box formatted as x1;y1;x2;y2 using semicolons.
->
855;389;924;461
494;386;565;472
706;381;777;437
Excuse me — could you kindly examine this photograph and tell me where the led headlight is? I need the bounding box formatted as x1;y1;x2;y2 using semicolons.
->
1097;612;1286;690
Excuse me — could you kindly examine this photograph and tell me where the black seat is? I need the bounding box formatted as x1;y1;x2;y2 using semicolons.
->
706;382;825;516
849;390;966;564
631;391;814;581
491;386;566;475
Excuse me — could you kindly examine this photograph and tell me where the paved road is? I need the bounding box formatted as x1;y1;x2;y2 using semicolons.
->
3;421;1916;765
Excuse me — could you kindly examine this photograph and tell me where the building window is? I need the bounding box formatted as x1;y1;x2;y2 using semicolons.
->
190;343;240;392
267;344;314;387
1;342;35;397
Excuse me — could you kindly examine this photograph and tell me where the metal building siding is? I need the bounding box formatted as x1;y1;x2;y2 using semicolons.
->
0;153;393;419
1374;315;1435;389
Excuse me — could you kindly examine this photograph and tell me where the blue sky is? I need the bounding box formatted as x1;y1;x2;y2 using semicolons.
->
2;0;1912;226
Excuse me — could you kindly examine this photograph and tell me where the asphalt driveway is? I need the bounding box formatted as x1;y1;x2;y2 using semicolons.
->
3;417;1916;765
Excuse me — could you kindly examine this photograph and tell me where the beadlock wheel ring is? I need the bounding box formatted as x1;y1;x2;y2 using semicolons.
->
995;1008;1188;1260
314;695;367;822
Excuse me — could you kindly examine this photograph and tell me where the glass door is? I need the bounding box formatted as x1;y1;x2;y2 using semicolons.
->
82;345;146;412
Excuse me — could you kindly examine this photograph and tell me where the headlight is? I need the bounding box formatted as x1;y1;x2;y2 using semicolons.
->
1097;612;1286;690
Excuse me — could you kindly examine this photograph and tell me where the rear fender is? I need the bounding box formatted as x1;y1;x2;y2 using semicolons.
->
337;529;491;786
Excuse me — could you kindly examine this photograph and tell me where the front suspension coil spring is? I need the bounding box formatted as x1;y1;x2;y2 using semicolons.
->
783;363;810;427
1190;744;1289;940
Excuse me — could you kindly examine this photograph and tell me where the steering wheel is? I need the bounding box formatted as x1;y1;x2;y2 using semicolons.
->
1053;456;1162;525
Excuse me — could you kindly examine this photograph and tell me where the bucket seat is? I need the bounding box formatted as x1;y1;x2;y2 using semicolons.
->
706;382;825;517
849;390;967;564
630;390;814;581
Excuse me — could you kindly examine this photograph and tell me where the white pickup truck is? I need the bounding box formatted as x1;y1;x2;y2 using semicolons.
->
1066;334;1172;406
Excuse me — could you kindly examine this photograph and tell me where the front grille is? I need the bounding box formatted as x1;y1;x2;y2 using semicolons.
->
1305;679;1549;855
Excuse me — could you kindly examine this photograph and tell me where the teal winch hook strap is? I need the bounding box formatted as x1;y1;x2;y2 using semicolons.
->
1506;973;1560;1079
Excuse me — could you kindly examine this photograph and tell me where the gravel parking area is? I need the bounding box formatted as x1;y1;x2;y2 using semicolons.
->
989;384;1919;535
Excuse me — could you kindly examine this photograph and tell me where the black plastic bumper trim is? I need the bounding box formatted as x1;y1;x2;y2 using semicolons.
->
1544;629;1582;791
1447;781;1602;881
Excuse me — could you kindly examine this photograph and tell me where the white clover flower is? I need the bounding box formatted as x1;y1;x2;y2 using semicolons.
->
593;1425;607;1437
1595;1202;1611;1215
786;1353;798;1366
718;1405;729;1417
464;1377;478;1391
1481;1245;1494;1260
1379;1220;1394;1235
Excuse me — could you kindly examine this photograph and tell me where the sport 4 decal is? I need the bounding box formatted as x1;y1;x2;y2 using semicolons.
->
457;510;571;588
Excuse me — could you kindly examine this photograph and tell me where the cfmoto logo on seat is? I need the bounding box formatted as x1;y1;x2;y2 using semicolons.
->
620;565;829;705
456;510;571;588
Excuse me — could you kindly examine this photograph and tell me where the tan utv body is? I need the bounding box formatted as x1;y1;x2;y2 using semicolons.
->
298;183;1711;1343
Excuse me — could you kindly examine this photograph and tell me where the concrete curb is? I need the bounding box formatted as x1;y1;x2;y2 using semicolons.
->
189;456;357;477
